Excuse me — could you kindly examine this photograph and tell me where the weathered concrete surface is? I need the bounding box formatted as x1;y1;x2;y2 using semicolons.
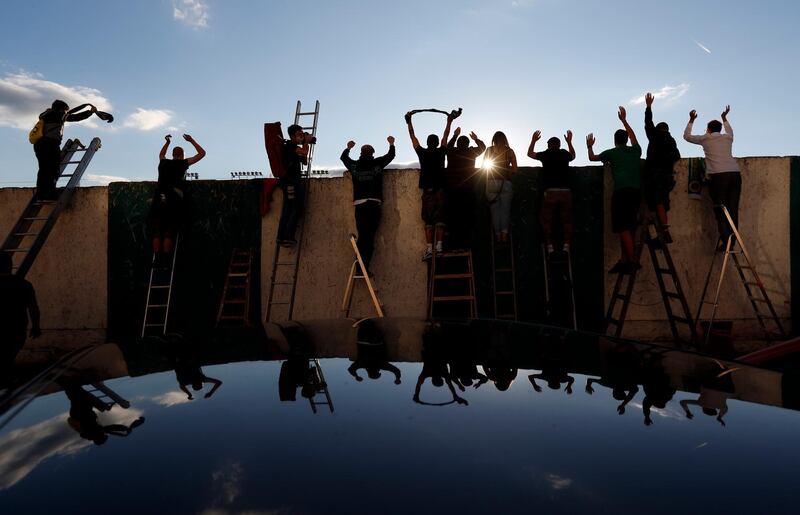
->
0;187;107;332
604;157;792;339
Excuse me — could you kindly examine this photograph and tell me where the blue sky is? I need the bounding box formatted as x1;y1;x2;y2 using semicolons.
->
0;0;798;185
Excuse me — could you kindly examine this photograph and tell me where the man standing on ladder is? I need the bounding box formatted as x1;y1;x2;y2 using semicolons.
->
587;107;643;274
405;111;454;260
445;127;486;250
277;124;315;246
528;129;576;255
643;93;681;243
31;100;97;200
683;105;740;245
340;136;396;276
147;134;206;267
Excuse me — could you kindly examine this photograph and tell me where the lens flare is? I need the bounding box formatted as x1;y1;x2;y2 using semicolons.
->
482;158;495;172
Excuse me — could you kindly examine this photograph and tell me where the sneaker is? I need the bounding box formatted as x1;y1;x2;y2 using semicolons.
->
435;242;444;254
422;248;433;261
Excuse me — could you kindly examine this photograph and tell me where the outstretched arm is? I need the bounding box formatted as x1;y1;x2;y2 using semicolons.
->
644;93;655;139
65;104;95;122
159;135;171;160
586;134;603;162
341;141;356;171
382;363;402;384
184;134;206;165
471;132;487;153
683;110;703;144
565;130;576;161
440;115;453;149
527;130;541;160
721;105;733;139
204;377;223;398
405;112;420;148
618;106;638;147
448;127;461;148
375;136;396;168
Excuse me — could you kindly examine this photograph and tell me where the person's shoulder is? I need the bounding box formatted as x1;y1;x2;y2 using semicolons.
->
630;143;642;154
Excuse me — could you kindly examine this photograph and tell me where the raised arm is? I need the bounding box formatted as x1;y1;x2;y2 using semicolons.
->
586;133;603;162
382;363;402;384
721;105;733;139
204;377;223;398
618;106;638;147
527;130;541;160
448;127;461;148
340;140;356;171
65;104;96;122
470;132;487;153
159;135;171;160
683;110;704;144
375;136;396;168
644;93;655;140
440;115;454;149
565;130;576;161
405;111;420;148
183;134;206;165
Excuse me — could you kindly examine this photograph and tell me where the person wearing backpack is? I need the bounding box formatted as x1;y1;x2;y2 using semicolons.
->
31;100;96;200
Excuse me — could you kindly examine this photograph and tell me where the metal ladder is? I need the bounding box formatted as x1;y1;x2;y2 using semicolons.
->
542;246;577;330
216;248;253;327
307;358;334;414
141;236;180;338
342;234;385;319
490;232;517;320
696;205;786;344
428;249;477;319
265;100;319;322
84;382;131;410
605;220;695;343
2;138;101;277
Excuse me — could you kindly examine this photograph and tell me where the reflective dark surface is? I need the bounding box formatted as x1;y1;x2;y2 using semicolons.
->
1;318;799;514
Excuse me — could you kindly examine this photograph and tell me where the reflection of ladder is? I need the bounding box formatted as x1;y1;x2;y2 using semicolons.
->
342;234;384;319
308;358;333;414
605;220;695;343
265;100;319;322
428;249;477;319
2;138;101;277
490;234;517;320
85;382;131;410
542;246;577;329
696;205;786;344
141;236;180;338
216;248;253;327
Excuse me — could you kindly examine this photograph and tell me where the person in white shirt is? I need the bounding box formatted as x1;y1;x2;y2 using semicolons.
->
683;106;741;243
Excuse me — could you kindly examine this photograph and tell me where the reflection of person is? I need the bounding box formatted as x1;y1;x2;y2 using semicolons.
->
0;252;41;374
641;351;676;426
340;136;396;274
680;360;738;427
484;131;519;243
587;107;642;274
148;134;205;267
529;370;574;395
585;342;641;415
405;111;454;260
348;319;401;384
683;106;740;243
277;324;323;402
172;342;222;400
413;326;468;405
64;384;145;446
529;129;576;254
277;124;315;246
33;100;96;200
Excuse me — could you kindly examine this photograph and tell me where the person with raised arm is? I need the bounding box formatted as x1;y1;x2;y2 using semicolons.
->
405;111;454;260
642;93;681;243
587;107;643;274
683;105;740;244
445;127;487;250
529;129;576;255
147;134;205;267
340;136;396;275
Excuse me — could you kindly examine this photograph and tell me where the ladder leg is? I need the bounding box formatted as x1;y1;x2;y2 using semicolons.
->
695;242;721;331
468;251;477;318
566;250;577;330
342;260;357;316
704;236;734;345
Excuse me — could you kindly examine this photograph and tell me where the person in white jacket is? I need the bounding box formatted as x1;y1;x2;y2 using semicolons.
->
683;106;740;243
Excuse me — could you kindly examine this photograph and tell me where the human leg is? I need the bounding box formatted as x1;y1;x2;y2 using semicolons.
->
34;138;61;199
540;191;557;248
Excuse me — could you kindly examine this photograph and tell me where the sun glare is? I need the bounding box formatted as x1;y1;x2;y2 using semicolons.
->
482;158;495;171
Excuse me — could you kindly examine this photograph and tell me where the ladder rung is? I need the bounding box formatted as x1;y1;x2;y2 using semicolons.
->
13;232;39;236
5;248;31;253
664;292;682;299
433;273;473;280
606;319;621;326
228;273;248;277
276;262;296;266
144;324;165;328
670;316;692;324
613;294;628;300
270;301;290;305
750;297;769;303
655;268;673;274
436;251;472;258
63;161;82;164
432;295;475;301
226;284;247;289
272;281;295;285
219;316;247;321
737;264;752;270
224;300;247;304
32;200;56;205
150;285;170;289
23;217;49;221
146;304;169;308
297;112;316;116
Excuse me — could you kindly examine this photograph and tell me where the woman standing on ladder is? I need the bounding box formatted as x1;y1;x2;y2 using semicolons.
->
483;131;518;243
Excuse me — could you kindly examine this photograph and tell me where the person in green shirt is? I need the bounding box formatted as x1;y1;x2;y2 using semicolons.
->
587;106;643;274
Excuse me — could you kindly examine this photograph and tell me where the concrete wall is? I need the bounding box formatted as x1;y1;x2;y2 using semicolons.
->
1;156;796;340
605;157;792;339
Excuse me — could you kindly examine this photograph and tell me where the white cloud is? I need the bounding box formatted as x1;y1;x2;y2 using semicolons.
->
173;0;210;28
151;390;191;407
545;473;573;490
0;72;112;130
630;83;690;106
84;173;134;186
123;108;173;131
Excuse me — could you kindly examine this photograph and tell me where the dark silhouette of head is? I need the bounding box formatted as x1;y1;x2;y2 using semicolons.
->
460;376;474;387
192;381;203;391
456;135;470;149
360;144;375;158
492;131;509;148
0;252;12;274
367;368;381;380
707;120;722;133
547;137;561;150
547;380;561;390
614;129;629;146
655;122;670;132
51;99;69;112
432;376;444;387
426;134;439;148
172;146;185;160
613;388;627;401
702;407;718;417
287;124;304;143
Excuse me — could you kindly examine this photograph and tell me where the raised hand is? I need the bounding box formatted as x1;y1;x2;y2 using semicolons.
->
453;127;461;138
564;130;573;143
347;140;356;149
586;133;596;147
721;105;731;120
387;135;395;145
165;134;172;142
469;131;478;141
618;106;627;121
689;110;698;122
645;93;654;107
404;111;413;124
183;134;194;142
531;130;541;142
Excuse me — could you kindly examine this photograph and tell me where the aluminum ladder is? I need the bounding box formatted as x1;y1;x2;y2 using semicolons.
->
490;232;517;320
265;100;319;322
141;236;180;338
2;138;101;277
342;234;385;320
216;248;253;327
307;358;334;414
